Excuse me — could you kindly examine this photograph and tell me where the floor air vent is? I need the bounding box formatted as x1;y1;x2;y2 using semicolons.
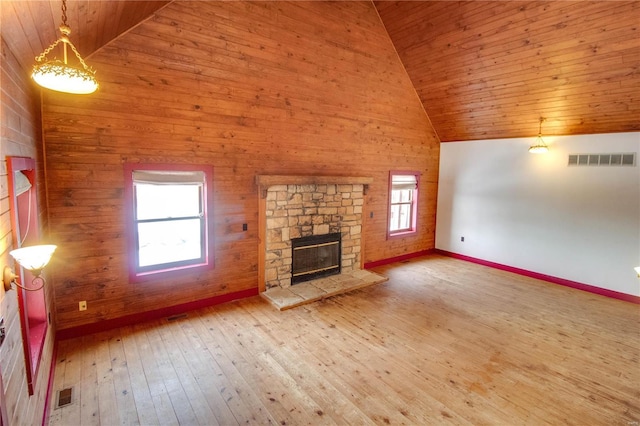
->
568;153;636;167
56;387;73;408
167;313;188;322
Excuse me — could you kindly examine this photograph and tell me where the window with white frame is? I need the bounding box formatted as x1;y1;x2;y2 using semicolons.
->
124;164;213;281
388;172;419;237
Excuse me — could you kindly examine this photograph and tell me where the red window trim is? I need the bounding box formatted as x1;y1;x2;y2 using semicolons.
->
387;170;420;240
123;163;214;283
7;156;47;396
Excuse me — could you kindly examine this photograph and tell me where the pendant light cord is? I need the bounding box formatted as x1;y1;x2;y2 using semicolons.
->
33;0;94;73
61;0;68;26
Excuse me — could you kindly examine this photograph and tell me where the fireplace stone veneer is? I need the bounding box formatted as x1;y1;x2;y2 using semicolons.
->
256;175;372;291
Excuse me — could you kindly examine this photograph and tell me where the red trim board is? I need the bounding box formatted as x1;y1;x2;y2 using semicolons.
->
56;288;258;340
42;341;57;426
435;249;640;304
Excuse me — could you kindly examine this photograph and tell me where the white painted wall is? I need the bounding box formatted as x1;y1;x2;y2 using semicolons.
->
436;132;640;296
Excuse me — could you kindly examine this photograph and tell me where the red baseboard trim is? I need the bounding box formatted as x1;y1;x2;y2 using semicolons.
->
435;249;640;304
56;287;259;340
364;249;434;269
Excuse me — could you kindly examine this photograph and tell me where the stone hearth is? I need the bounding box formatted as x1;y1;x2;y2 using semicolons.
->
262;269;388;311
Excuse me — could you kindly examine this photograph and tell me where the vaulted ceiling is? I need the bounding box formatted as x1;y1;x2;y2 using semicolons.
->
2;1;639;141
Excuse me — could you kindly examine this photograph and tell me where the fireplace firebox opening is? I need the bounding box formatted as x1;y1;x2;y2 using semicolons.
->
291;233;341;284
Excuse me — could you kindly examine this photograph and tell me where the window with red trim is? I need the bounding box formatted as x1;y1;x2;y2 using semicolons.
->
388;171;420;238
124;163;213;281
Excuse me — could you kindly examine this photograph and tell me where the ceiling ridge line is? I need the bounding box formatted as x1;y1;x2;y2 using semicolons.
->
84;0;174;62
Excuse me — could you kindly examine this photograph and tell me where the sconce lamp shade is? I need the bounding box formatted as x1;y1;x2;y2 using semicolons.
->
9;245;57;276
635;266;640;277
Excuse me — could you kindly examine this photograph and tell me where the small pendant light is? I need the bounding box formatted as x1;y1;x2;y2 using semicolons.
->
529;117;549;154
31;0;98;94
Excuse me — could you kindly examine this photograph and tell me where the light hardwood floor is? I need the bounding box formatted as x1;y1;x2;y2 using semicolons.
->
49;255;639;425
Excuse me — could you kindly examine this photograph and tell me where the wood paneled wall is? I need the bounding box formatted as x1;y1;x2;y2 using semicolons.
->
0;37;55;426
41;1;440;331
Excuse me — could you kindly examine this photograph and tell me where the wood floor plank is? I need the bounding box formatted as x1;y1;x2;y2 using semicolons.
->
316;296;504;423
236;302;377;425
190;309;280;425
144;323;200;425
215;309;346;425
239;299;438;425
48;255;640;425
78;334;100;425
95;331;122;425
205;305;329;425
171;317;246;424
58;337;83;420
164;318;238;425
131;322;179;426
266;299;454;424
48;338;76;425
292;297;480;424
108;331;140;425
155;320;222;425
120;327;160;425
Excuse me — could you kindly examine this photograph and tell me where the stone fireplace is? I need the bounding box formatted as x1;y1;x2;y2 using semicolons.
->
256;175;373;292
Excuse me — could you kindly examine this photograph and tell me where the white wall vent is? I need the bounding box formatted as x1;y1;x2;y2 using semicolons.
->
568;153;636;167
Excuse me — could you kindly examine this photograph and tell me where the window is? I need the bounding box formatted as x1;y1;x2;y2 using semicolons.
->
124;164;213;281
388;171;419;238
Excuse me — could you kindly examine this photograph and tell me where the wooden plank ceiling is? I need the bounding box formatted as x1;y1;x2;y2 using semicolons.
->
0;1;170;73
2;1;639;142
375;1;640;141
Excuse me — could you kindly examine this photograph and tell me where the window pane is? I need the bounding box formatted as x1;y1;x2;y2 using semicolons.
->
398;204;411;230
390;204;401;231
137;219;202;267
392;189;413;204
388;172;419;235
136;184;201;220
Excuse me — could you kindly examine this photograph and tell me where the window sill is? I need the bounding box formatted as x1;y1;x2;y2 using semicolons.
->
387;230;417;240
130;260;212;284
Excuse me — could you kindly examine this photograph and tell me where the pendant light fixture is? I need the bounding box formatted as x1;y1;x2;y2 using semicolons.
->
529;117;549;154
31;0;98;94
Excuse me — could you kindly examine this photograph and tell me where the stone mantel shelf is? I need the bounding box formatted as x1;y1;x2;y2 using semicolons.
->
256;175;373;198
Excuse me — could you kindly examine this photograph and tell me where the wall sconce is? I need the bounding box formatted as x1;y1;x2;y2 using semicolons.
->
635;266;640;278
2;245;57;292
529;117;549;154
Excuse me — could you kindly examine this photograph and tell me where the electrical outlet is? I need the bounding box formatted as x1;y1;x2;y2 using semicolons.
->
79;301;87;311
